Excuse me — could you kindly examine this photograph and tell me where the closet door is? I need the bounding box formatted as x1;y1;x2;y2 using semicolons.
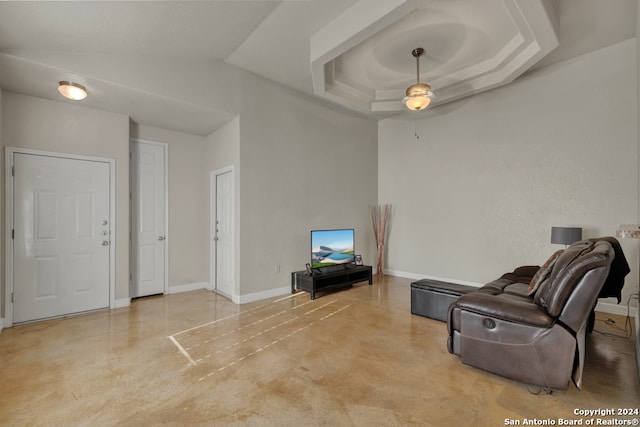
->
130;140;167;298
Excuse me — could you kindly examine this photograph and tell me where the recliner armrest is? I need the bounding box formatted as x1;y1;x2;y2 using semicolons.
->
453;293;554;328
499;265;540;284
511;265;540;278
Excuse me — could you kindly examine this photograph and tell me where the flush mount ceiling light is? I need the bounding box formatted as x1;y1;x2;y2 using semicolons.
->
404;48;435;111
58;81;87;101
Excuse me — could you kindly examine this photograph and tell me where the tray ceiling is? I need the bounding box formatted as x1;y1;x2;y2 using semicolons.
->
311;0;559;113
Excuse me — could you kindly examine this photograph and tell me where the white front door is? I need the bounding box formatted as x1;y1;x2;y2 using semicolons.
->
130;141;166;298
12;153;111;324
212;169;234;297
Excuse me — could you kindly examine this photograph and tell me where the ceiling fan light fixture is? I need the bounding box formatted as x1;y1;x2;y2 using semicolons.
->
58;81;87;101
404;82;434;111
404;47;435;111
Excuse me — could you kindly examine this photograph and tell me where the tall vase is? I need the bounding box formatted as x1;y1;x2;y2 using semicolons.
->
376;242;385;278
370;204;391;279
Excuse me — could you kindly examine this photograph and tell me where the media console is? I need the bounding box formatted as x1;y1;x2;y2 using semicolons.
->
291;265;372;300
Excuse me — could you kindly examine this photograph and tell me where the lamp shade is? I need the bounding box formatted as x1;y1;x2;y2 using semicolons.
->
551;226;582;245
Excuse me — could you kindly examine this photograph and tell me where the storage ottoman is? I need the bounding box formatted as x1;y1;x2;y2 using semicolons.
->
411;279;477;321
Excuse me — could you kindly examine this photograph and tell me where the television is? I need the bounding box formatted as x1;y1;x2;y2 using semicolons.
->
311;229;355;268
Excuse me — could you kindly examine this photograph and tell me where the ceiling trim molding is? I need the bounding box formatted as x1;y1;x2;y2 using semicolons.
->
310;0;559;114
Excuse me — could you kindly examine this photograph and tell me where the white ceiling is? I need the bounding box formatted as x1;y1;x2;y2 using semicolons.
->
0;0;636;136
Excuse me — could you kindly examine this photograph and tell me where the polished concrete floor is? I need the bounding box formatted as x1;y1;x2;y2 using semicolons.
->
0;276;638;426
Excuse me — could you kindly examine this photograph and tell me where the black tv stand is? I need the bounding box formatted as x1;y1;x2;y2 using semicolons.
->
313;263;355;275
291;265;372;300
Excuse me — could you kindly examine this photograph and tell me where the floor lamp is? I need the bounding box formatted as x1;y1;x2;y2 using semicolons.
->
615;225;640;384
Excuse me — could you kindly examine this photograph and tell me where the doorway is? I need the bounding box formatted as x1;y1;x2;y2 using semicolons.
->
130;139;168;298
5;149;115;326
210;167;234;298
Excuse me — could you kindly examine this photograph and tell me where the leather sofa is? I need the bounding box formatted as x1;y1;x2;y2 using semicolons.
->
447;238;629;391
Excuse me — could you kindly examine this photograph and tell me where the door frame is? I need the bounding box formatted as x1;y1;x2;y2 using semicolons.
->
129;138;169;297
209;165;235;299
4;147;116;328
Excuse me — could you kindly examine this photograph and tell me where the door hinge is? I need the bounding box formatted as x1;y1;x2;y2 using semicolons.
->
11;166;14;177
11;293;14;303
11;229;14;239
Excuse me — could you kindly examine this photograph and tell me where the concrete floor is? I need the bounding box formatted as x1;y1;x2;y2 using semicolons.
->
0;275;638;426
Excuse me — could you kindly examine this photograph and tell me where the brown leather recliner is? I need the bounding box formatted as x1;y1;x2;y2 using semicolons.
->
447;239;621;391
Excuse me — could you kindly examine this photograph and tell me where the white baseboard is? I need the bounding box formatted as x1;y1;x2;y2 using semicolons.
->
595;301;638;318
114;298;131;309
168;281;210;295
235;286;290;305
131;281;286;305
384;269;484;288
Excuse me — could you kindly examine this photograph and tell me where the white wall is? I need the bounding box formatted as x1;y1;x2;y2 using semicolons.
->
237;75;378;299
130;123;209;289
1;92;130;300
379;39;639;309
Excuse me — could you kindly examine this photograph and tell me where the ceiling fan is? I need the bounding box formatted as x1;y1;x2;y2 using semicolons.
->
403;47;436;111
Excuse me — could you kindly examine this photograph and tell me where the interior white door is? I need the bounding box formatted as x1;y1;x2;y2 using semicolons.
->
13;153;111;324
130;141;166;298
214;170;234;297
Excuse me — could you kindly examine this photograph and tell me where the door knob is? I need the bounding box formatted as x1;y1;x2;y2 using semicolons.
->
101;240;110;246
158;236;165;241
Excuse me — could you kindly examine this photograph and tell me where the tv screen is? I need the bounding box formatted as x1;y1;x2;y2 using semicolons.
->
311;229;355;268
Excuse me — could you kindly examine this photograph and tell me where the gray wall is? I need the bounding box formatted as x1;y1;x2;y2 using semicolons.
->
379;39;639;310
237;74;378;299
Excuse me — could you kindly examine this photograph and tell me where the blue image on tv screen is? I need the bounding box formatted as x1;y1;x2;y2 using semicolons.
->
311;229;355;268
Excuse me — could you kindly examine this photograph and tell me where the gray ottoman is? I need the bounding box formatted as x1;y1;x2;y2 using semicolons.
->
411;279;477;321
